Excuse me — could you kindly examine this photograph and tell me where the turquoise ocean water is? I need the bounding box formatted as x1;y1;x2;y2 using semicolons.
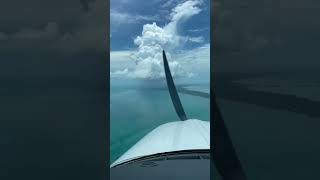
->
110;79;210;164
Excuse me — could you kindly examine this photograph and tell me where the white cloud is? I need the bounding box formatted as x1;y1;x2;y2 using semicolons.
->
110;50;135;72
112;0;203;79
161;0;176;8
174;43;210;74
188;27;209;32
111;9;159;25
111;68;129;78
111;50;134;59
110;43;210;80
187;36;204;43
173;43;210;83
170;0;202;23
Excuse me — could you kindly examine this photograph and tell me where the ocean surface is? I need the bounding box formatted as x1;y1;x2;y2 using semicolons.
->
110;79;210;164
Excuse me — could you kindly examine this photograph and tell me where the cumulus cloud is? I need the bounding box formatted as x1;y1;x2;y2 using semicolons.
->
110;43;210;80
112;0;204;79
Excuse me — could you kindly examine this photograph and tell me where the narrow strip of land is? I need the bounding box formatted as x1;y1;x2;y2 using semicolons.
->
177;86;210;99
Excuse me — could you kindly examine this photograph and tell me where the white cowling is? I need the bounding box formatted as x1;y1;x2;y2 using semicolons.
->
111;119;210;167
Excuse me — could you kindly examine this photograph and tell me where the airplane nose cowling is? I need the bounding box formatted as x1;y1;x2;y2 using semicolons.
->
111;119;210;167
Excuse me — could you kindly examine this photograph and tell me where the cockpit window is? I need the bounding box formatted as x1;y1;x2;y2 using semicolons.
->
110;0;210;167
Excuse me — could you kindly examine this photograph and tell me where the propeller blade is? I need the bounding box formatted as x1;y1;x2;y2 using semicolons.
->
162;50;187;121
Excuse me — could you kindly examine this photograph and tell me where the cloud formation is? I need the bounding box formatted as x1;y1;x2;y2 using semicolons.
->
111;10;159;25
187;36;204;43
112;0;204;79
111;43;210;79
170;0;202;23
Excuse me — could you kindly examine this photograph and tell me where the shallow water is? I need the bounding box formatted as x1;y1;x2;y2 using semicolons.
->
110;81;210;164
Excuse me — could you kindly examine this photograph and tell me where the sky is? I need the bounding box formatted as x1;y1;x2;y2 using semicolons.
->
110;0;210;81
